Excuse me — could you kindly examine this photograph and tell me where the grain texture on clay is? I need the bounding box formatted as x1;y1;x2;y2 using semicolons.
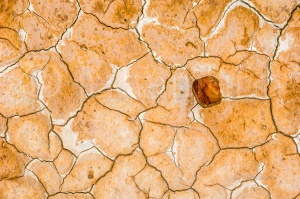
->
0;0;299;197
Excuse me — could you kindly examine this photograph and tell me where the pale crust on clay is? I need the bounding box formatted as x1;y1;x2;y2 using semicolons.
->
0;1;299;198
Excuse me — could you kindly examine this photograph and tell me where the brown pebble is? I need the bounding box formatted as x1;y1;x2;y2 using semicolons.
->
192;76;222;108
88;170;94;179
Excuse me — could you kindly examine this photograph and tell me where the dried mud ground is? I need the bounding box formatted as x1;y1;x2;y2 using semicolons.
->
1;0;300;198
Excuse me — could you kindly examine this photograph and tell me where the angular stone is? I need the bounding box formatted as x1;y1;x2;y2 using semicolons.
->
54;97;141;158
0;138;31;180
140;121;219;190
248;0;298;25
57;40;115;95
79;0;142;29
144;68;196;126
194;99;275;148
231;181;270;199
38;52;86;125
95;89;145;119
61;147;113;192
0;114;6;137
0;67;42;117
27;160;63;195
186;54;270;98
0;171;47;199
0;0;28;27
53;149;76;177
71;13;148;68
162;189;200;199
93;150;147;198
140;22;204;67
192;76;222;108
114;53;171;108
206;5;259;61
269;61;300;136
7;109;62;160
0;28;27;71
194;149;260;198
49;193;94;199
255;134;300;199
134;165;168;199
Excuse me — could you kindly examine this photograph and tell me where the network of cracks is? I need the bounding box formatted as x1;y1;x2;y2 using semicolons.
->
0;0;300;198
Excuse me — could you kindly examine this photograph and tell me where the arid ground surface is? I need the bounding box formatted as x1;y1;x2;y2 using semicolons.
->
1;0;300;198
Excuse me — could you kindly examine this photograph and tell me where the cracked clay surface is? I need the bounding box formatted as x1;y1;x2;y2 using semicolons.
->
0;0;300;198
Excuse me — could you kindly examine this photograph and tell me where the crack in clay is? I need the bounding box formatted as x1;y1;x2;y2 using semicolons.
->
1;0;300;197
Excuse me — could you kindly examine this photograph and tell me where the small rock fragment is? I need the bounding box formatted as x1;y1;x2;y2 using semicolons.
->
88;170;94;179
192;76;222;108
